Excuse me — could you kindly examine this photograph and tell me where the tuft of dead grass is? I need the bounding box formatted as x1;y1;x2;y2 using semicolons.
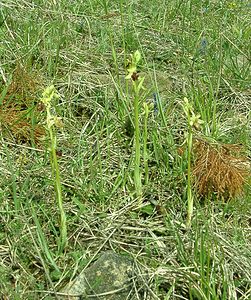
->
0;64;45;144
192;137;250;199
5;63;39;104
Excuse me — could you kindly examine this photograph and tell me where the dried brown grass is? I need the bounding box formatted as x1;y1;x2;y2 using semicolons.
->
0;64;45;144
192;137;250;199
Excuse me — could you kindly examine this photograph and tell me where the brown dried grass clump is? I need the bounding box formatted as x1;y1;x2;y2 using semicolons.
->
0;64;45;144
5;63;39;104
192;138;250;199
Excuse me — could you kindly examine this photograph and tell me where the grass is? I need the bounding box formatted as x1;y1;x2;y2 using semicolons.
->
0;0;251;299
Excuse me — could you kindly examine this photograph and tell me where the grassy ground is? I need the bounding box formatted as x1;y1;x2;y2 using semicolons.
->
0;0;251;299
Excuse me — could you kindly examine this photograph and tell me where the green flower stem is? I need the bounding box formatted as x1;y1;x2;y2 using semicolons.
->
133;85;142;197
48;124;67;253
143;103;149;185
186;119;193;228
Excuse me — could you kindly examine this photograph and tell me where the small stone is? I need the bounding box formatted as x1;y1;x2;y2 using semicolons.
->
60;251;135;300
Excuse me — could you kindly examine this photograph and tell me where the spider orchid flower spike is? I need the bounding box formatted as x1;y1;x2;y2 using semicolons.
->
182;97;203;228
40;85;67;253
125;50;145;199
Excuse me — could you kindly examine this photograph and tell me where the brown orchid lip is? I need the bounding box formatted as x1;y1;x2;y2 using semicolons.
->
131;72;139;81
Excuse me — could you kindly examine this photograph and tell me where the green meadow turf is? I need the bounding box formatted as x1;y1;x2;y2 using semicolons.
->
0;1;251;299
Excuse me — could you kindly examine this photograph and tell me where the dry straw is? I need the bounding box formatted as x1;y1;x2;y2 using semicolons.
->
192;137;250;199
0;64;44;144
